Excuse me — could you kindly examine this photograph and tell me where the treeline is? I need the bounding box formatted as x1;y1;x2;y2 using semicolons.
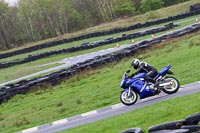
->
0;0;189;50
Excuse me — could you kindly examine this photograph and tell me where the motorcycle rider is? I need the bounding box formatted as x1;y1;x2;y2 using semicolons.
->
130;59;158;89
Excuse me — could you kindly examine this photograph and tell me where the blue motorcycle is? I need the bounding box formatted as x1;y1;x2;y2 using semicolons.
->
120;65;180;106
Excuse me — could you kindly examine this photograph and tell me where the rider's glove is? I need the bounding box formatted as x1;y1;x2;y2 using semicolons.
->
130;73;135;77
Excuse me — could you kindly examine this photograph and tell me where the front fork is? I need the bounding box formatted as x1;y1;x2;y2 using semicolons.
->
128;86;131;97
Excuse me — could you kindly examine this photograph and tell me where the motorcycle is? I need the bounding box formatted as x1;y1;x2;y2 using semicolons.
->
120;65;180;106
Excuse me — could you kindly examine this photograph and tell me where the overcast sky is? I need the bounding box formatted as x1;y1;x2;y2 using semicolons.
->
4;0;18;6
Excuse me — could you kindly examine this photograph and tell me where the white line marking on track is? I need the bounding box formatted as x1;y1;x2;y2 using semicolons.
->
99;50;105;52
111;103;124;109
22;127;38;133
81;110;97;117
52;119;68;125
90;52;96;55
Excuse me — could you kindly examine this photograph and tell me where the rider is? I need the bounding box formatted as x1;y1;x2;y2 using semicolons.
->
130;59;158;88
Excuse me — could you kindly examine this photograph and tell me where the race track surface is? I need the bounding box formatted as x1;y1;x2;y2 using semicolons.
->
18;81;200;133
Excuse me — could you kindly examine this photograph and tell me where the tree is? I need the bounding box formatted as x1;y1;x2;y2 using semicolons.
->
0;0;12;49
141;0;164;12
0;0;192;51
113;0;135;17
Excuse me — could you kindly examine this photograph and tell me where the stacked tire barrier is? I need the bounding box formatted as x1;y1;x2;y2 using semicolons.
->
1;9;200;59
190;3;200;12
1;22;200;104
0;23;177;69
119;112;200;133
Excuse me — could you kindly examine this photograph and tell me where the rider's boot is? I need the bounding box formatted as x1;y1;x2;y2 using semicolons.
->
146;78;158;91
153;81;161;93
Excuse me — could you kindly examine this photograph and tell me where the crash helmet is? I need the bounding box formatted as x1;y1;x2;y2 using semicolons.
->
131;59;140;69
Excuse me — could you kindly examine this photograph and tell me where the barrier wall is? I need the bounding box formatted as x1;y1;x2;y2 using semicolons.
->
119;112;200;133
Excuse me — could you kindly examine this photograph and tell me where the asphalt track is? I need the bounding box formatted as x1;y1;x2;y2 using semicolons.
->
18;81;200;133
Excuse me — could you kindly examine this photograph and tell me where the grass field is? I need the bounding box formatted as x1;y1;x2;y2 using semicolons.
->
60;92;200;133
0;29;199;133
0;18;199;83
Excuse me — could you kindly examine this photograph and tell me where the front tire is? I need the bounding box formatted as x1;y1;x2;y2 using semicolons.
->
162;76;180;94
120;90;138;106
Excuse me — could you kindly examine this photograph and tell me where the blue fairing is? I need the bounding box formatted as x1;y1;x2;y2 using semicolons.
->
139;86;154;98
154;65;171;79
134;73;146;78
124;83;154;99
129;73;154;98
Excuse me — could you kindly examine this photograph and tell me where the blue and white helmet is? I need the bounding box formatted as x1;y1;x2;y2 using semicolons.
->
131;59;140;69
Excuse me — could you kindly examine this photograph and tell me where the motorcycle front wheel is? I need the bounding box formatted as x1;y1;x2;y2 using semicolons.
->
120;90;138;106
162;76;180;94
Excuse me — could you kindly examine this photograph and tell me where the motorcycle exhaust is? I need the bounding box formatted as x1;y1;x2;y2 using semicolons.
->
159;81;173;87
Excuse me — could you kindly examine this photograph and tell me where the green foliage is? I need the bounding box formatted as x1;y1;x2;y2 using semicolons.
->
141;0;164;12
113;0;135;17
68;9;82;31
0;1;8;14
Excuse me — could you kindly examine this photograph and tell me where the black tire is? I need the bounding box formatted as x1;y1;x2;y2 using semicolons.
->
181;125;200;132
149;129;189;133
185;112;200;125
120;90;138;106
119;127;144;133
162;76;180;94
148;119;186;133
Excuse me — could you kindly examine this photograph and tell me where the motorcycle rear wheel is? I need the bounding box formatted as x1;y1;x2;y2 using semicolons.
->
162;76;180;94
120;90;138;106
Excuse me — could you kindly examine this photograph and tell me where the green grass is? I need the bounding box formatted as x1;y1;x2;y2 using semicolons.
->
0;61;61;84
0;30;199;133
60;92;200;133
0;19;198;83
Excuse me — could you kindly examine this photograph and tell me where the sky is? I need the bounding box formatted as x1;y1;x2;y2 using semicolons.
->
4;0;18;6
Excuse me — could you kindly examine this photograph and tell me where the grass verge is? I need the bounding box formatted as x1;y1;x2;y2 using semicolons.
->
60;92;200;133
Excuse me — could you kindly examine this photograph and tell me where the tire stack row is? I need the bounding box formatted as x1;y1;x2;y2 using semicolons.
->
1;9;200;59
190;3;200;12
0;23;177;69
1;22;200;104
119;112;200;133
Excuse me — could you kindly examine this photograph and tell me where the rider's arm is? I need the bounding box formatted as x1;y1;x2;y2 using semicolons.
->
134;63;144;75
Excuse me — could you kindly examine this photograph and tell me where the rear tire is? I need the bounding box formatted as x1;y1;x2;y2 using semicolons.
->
162;76;180;94
120;90;138;106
